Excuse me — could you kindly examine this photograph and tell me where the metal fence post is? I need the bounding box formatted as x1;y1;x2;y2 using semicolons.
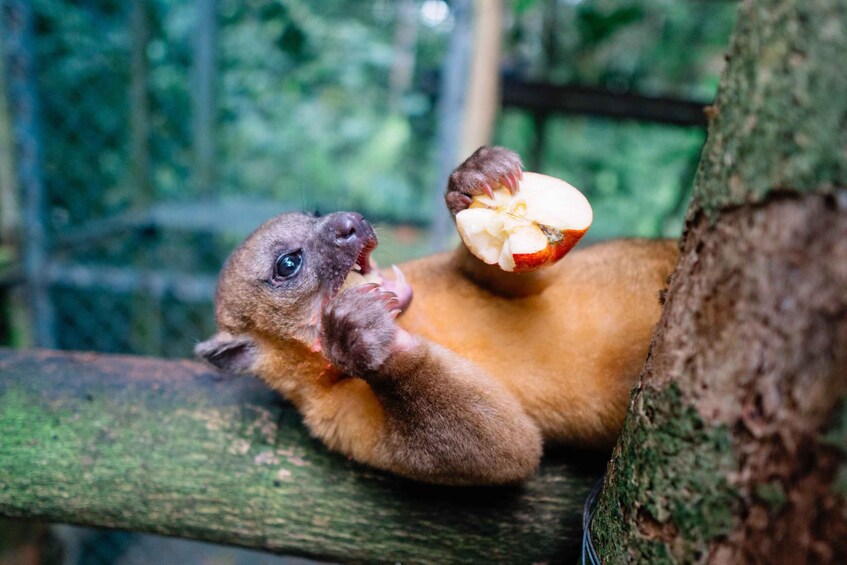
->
2;0;56;348
429;0;472;252
193;0;217;195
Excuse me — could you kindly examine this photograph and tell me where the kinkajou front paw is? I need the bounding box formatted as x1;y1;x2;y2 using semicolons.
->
320;284;404;377
445;146;524;215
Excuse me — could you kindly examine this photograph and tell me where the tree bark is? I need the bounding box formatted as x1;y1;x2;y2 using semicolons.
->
0;349;604;563
591;1;847;563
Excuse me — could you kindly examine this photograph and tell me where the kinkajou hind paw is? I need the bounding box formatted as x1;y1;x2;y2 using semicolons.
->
446;146;524;215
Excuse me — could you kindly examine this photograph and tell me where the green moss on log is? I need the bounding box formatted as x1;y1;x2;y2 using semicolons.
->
591;383;738;564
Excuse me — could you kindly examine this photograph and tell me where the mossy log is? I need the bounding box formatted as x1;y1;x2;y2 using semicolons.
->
0;348;604;563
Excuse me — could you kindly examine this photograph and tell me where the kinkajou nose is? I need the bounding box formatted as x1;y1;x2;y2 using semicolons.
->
329;212;366;243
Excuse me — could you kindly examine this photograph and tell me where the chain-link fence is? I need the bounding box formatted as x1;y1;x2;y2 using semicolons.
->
2;0;449;359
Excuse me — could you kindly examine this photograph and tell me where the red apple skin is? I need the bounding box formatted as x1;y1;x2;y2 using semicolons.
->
511;227;588;273
550;227;589;262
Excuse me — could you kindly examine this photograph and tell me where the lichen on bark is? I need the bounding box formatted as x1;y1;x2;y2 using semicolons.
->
693;0;847;221
591;383;737;564
593;194;847;562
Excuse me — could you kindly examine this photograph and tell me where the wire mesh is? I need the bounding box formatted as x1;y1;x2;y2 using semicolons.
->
18;0;442;360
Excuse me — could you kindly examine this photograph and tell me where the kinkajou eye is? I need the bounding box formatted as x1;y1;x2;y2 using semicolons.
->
274;250;303;279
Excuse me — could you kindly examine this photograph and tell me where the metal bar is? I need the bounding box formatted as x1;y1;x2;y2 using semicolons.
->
429;0;473;252
419;72;711;128
0;9;20;243
3;0;56;347
46;261;217;303
51;209;151;252
192;0;216;195
501;78;710;127
131;0;152;209
530;111;547;172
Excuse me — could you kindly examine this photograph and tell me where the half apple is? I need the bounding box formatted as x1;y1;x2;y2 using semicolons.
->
455;172;592;273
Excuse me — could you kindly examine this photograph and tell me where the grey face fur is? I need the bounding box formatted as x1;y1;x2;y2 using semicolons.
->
213;211;377;346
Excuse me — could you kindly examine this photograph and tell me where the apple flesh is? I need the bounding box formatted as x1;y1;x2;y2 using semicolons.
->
455;172;592;273
340;268;383;292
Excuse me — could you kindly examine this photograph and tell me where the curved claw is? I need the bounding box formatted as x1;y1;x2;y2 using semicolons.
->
501;174;513;194
357;283;381;294
496;176;507;193
446;146;526;210
377;290;400;309
509;172;521;193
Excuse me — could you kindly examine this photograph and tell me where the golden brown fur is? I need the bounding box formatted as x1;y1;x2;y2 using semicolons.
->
197;147;679;485
401;241;678;447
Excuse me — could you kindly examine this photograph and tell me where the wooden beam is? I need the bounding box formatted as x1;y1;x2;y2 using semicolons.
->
0;349;604;563
460;0;503;159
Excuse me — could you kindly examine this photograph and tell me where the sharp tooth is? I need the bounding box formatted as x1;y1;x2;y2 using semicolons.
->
391;265;407;286
352;263;362;272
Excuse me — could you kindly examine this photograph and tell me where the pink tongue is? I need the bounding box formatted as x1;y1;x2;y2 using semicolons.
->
382;266;413;313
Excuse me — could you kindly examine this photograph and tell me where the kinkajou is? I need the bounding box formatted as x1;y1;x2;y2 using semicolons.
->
197;146;678;485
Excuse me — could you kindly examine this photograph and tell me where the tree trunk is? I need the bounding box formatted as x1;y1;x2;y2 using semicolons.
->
591;1;847;563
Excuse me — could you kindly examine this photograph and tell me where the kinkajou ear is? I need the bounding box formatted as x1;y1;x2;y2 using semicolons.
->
195;332;258;374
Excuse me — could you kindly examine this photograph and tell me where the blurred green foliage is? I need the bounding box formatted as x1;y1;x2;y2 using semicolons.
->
497;111;704;240
507;0;735;99
6;0;738;356
29;0;736;237
501;0;736;240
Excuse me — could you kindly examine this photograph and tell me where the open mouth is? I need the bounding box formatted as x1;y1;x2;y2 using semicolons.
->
336;234;414;315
